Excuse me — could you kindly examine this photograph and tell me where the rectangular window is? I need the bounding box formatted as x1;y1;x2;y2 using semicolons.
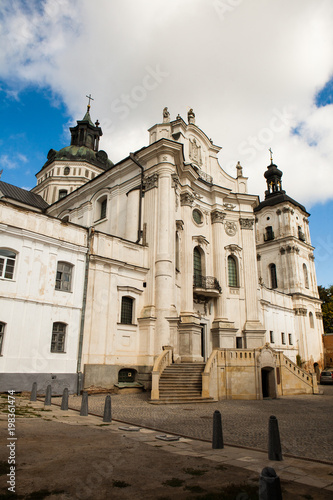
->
0;250;16;280
0;322;5;355
281;332;286;345
51;322;66;353
236;337;242;349
121;297;134;324
55;262;73;292
288;333;293;345
270;331;274;343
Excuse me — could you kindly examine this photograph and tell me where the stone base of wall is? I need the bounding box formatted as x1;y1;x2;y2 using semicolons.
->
0;373;78;395
83;364;153;390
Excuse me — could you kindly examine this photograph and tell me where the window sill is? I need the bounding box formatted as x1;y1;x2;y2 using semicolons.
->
94;217;107;226
50;351;66;354
0;277;16;282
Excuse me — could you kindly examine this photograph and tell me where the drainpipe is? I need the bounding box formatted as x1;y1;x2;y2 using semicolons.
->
129;153;144;244
76;226;94;393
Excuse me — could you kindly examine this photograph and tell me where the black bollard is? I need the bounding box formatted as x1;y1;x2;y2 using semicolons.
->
80;391;88;416
44;384;52;406
61;387;69;410
259;467;282;500
268;415;282;461
30;382;37;401
212;410;224;449
103;395;112;422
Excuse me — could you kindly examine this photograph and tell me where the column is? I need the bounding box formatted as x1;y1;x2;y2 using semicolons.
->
240;217;265;348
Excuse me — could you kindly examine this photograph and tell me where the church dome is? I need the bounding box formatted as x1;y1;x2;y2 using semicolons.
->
45;145;113;170
264;163;282;180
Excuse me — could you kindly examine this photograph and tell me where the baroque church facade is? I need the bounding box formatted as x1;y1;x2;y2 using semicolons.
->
0;106;324;399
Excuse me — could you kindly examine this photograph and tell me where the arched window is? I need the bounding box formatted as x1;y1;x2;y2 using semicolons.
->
96;195;108;221
121;296;134;324
0;249;16;280
193;246;203;287
228;255;238;287
303;263;309;289
0;322;5;355
269;263;277;289
55;262;73;292
51;322;66;352
309;312;314;328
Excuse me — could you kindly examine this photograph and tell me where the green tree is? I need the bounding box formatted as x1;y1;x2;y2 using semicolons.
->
318;285;333;333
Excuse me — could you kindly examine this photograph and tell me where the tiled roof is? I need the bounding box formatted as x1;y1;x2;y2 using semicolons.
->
0;181;49;210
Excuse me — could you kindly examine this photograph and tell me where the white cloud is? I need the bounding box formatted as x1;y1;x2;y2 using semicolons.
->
1;0;333;206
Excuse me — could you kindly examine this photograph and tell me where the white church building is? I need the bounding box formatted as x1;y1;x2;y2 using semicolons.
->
0;106;324;400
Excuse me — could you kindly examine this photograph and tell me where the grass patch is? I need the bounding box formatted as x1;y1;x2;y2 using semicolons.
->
25;490;65;499
183;467;207;476
162;478;185;488
194;482;259;499
215;464;227;471
0;461;10;476
112;480;130;488
184;485;206;493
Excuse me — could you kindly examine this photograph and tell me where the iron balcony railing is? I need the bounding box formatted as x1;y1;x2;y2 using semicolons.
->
193;275;222;293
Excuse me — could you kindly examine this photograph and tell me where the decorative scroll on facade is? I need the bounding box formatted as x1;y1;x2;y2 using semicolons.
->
180;192;194;206
143;173;159;192
239;218;254;230
176;220;184;231
211;210;226;224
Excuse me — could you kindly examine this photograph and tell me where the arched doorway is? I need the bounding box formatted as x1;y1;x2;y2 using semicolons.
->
261;367;277;398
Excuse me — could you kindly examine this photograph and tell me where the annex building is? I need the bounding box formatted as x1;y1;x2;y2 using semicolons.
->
0;106;324;400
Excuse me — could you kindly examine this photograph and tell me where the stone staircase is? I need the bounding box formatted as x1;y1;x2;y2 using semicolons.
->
156;362;214;403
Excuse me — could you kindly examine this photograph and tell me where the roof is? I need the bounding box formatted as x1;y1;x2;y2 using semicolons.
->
254;192;309;215
0;181;49;210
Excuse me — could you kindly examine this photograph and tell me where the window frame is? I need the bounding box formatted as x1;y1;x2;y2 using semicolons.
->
228;255;238;287
269;331;274;343
281;332;286;345
0;322;5;355
55;261;73;292
309;312;314;328
288;333;293;345
120;296;134;325
0;249;17;280
303;263;309;289
269;263;278;289
51;322;66;353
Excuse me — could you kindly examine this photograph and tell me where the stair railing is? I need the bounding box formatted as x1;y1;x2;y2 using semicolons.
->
151;347;173;400
202;349;219;399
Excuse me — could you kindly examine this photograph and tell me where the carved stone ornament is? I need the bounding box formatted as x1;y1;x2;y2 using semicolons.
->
239;218;254;230
280;247;286;255
180;192;194;206
176;220;184;231
294;307;307;316
276;209;282;215
193;235;209;246
223;203;236;211
316;311;323;319
189;137;202;166
143;173;159;192
171;173;180;188
211;210;226;224
309;253;315;261
225;221;237;236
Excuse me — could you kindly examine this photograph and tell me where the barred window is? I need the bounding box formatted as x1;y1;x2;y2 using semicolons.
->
58;189;68;200
193;246;202;287
270;331;274;343
0;249;16;280
281;332;286;345
269;263;277;289
55;262;73;292
228;255;238;287
0;322;5;355
121;297;134;324
288;333;293;345
51;322;66;353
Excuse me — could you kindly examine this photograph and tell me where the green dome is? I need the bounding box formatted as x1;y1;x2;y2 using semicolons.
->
44;145;113;171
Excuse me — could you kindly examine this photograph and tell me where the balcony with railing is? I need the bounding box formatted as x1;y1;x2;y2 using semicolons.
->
193;274;222;297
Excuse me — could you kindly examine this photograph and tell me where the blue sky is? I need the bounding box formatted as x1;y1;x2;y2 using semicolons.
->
0;0;332;287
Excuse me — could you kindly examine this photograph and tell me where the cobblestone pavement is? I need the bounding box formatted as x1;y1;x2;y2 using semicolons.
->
66;385;333;463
